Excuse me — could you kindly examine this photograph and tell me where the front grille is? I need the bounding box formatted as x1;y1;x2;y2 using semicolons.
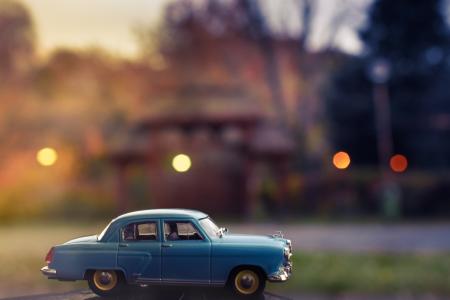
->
284;239;293;275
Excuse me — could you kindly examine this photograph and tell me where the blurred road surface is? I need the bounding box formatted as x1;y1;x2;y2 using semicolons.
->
6;289;289;300
228;223;450;253
6;289;449;300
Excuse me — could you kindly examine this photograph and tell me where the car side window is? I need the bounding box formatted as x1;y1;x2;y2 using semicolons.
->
122;221;158;241
164;221;203;241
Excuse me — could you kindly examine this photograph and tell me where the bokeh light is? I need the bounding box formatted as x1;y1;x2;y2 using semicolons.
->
333;151;351;170
36;147;58;166
172;154;192;172
390;154;408;173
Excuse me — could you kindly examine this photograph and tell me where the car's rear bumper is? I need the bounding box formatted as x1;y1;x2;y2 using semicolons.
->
41;266;57;277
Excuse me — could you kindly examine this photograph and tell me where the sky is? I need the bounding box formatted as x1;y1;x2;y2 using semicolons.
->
20;0;369;59
21;0;168;58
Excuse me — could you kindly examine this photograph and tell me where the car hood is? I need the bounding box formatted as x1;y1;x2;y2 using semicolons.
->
64;234;98;244
218;233;285;247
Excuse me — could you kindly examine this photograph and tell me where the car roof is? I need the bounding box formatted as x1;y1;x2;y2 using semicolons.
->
114;208;208;222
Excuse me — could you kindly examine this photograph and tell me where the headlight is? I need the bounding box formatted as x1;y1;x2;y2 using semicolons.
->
286;239;292;251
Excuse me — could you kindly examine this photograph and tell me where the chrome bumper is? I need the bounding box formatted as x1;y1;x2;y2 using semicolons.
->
41;266;56;276
269;239;293;282
268;263;292;282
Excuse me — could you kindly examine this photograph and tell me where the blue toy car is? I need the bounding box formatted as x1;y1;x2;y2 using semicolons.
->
41;209;292;297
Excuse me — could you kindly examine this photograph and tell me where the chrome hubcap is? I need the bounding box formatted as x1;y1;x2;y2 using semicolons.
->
240;275;255;289
93;270;118;291
234;270;259;295
99;272;112;285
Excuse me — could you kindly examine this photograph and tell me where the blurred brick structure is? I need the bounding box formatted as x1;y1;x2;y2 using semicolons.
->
109;87;293;216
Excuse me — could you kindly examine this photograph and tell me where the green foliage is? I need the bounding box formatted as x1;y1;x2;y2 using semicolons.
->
360;0;449;62
325;57;377;165
0;224;103;297
269;252;450;294
326;0;450;169
50;190;115;221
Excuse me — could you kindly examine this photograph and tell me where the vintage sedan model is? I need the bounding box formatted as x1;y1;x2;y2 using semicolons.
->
41;209;292;297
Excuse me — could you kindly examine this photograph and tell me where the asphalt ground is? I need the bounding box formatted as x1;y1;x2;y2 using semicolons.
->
5;288;292;300
5;289;449;300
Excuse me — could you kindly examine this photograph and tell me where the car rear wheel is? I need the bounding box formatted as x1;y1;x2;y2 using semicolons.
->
87;270;125;297
229;268;265;298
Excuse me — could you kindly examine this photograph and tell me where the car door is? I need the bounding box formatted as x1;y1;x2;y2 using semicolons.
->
161;219;211;283
117;219;161;282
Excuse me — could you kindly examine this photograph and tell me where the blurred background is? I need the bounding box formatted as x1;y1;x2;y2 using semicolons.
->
0;0;449;298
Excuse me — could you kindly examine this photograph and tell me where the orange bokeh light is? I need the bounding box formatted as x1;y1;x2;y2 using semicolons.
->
390;154;408;173
333;151;351;170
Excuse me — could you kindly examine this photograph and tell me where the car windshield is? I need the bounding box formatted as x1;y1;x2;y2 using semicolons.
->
199;217;220;238
97;221;113;241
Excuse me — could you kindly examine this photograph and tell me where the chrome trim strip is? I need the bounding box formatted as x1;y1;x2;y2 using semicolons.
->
210;280;226;286
135;278;225;287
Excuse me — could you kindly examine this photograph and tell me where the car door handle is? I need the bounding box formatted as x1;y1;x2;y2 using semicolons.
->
162;243;173;248
119;243;129;248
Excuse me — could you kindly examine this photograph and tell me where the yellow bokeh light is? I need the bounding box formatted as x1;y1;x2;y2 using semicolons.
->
333;151;351;170
172;154;192;173
36;147;58;166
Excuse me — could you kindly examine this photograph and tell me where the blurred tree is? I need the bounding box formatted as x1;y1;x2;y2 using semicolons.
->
135;0;355;171
0;0;35;80
240;0;286;123
326;0;450;168
135;0;291;118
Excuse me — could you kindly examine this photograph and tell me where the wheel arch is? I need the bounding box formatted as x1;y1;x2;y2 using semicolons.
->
226;264;267;285
83;268;126;281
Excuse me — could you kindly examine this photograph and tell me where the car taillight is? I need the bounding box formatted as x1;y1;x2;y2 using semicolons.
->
45;247;54;264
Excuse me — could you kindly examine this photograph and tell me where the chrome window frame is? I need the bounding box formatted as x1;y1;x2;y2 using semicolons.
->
120;220;160;243
162;219;206;242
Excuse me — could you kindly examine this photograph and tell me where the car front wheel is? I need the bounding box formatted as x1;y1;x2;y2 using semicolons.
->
229;268;265;298
87;270;125;297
